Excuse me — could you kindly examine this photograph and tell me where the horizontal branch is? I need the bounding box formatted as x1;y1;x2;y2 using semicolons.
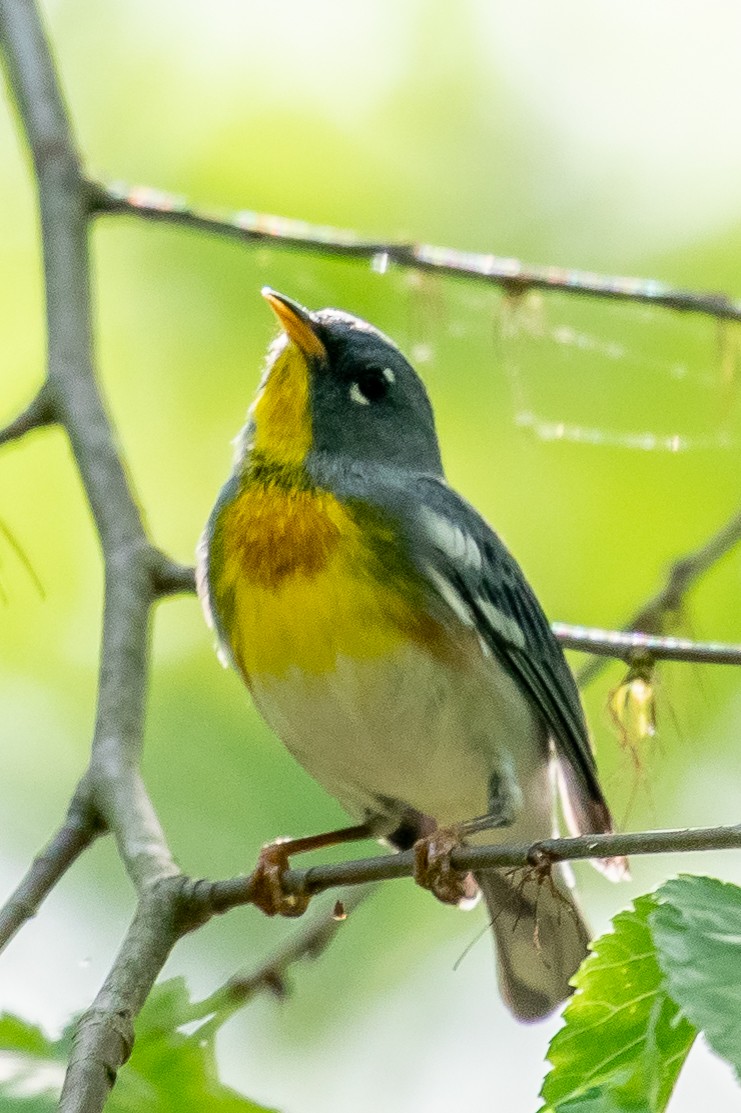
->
187;886;374;1038
554;623;741;666
204;822;741;913
92;181;741;323
54;816;741;1113
137;556;741;668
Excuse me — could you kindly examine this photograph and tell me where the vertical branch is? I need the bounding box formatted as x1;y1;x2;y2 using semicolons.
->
0;0;178;889
59;880;188;1112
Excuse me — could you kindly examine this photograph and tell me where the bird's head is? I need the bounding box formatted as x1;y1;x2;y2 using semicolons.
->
240;288;443;477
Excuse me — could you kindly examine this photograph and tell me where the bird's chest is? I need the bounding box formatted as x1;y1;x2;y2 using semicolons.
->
207;477;550;834
208;478;444;678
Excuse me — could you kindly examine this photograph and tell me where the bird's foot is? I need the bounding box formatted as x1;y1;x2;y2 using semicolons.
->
250;840;311;918
249;822;374;917
413;826;479;907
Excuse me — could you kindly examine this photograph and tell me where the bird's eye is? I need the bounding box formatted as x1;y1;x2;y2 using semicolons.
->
349;367;392;406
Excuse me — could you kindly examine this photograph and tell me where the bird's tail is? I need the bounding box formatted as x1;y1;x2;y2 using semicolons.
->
475;865;590;1022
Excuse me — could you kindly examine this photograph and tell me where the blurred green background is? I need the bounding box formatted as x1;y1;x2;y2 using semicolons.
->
2;0;741;1109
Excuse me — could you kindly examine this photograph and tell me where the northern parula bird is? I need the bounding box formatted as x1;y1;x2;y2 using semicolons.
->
198;289;626;1022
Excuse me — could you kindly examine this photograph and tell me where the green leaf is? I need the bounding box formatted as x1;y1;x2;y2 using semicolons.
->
108;978;276;1113
0;1013;67;1112
651;875;741;1080
0;980;275;1113
541;894;696;1113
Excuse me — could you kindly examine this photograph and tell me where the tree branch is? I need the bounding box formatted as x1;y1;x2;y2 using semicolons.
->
0;0;181;892
187;886;374;1031
554;622;741;666
91;180;741;324
55;816;741;1113
59;878;191;1113
0;783;103;954
206;822;741;912
0;384;55;446
577;504;741;686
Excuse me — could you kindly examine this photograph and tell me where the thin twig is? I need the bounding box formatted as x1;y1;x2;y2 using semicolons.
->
149;552;197;597
187;886;374;1039
555;623;741;666
91;181;741;323
577;504;741;686
0;786;103;954
0;385;55;446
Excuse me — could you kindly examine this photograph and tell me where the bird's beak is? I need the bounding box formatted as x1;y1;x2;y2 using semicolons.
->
262;287;327;361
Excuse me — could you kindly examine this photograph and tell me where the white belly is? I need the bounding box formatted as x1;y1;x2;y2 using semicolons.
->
250;639;554;843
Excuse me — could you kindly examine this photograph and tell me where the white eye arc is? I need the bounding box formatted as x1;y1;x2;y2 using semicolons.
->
349;382;371;405
349;366;395;405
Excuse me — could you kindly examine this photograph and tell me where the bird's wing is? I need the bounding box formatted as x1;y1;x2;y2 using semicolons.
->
393;473;614;838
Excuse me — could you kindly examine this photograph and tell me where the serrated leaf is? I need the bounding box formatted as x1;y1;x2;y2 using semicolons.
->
0;981;275;1113
651;875;741;1080
541;894;696;1113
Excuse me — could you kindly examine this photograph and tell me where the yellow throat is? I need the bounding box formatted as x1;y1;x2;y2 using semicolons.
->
207;337;441;681
250;334;313;467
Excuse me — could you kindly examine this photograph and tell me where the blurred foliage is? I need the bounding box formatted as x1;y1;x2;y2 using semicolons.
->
0;979;273;1111
3;2;741;1111
542;876;741;1111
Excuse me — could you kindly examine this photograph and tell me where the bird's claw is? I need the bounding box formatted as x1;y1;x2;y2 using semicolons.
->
250;841;311;918
413;826;479;907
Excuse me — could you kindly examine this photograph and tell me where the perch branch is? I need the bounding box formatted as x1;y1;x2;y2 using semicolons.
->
54;817;741;1113
208;822;741;911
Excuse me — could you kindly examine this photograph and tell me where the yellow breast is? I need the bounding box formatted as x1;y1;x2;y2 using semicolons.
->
207;472;445;680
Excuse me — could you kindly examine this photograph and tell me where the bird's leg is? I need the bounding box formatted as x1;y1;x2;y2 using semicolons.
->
251;822;374;918
457;770;521;836
413;774;518;907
